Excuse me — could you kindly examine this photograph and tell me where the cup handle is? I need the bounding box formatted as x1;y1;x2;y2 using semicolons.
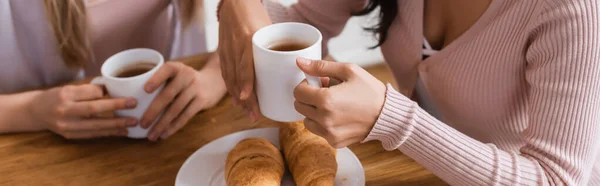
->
90;77;105;85
304;74;322;88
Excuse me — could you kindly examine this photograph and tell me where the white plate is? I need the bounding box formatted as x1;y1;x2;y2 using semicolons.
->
176;128;365;186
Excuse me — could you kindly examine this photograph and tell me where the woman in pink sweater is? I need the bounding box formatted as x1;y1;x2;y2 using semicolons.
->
218;0;600;185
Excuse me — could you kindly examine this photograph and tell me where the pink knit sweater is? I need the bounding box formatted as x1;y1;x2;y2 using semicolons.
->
265;0;600;185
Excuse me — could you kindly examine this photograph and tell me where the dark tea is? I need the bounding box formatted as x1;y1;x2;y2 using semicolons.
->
114;62;156;78
267;41;311;52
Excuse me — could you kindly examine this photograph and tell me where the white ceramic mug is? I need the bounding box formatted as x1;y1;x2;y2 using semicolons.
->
91;48;165;138
252;22;322;122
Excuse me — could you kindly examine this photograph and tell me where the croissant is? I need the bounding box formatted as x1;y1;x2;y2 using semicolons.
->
279;122;337;186
225;138;285;186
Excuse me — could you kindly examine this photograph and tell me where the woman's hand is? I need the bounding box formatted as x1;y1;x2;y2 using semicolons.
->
218;0;272;121
293;58;387;148
141;60;227;141
30;84;138;139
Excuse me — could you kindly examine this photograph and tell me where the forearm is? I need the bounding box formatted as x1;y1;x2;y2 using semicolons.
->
364;85;556;185
219;0;271;27
0;91;44;133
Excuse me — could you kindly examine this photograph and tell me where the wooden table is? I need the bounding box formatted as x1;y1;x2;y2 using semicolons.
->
0;54;447;186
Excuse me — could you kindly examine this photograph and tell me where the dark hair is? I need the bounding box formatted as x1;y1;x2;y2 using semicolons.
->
353;0;398;48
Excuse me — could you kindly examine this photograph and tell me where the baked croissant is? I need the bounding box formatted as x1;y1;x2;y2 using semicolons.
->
225;138;285;186
279;122;337;186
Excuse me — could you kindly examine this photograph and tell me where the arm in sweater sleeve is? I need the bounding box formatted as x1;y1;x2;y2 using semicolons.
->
363;0;600;185
262;0;367;56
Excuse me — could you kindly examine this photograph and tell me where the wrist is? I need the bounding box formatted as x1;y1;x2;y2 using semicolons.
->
200;54;228;98
362;84;417;150
0;90;45;133
197;67;227;94
365;81;387;137
217;0;264;21
22;90;46;131
199;55;221;75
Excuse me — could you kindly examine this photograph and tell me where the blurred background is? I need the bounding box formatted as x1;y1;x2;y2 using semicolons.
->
202;0;385;67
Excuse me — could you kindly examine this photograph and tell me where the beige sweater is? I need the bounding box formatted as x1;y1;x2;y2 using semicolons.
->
265;0;600;185
0;0;205;93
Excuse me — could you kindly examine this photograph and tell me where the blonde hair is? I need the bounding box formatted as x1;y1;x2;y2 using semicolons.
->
43;0;200;68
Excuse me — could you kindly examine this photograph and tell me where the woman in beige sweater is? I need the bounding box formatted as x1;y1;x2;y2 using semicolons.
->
0;0;226;141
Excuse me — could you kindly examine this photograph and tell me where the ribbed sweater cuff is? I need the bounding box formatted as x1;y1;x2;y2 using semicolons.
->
363;84;418;150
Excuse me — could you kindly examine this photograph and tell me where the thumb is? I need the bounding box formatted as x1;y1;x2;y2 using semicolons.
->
296;57;349;80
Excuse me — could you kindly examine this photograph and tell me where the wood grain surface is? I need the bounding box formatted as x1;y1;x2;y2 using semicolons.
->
0;53;447;186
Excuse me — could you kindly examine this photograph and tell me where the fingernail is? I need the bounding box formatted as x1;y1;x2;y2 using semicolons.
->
145;83;155;93
297;57;311;66
126;119;138;126
126;99;137;108
240;86;253;100
239;91;249;100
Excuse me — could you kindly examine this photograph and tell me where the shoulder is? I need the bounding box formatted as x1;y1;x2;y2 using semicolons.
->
536;0;598;14
525;0;599;64
526;0;598;35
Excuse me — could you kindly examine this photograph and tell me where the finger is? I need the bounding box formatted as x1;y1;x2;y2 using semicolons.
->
64;117;138;132
146;112;170;141
167;83;198;119
217;25;229;81
141;70;193;128
293;80;323;106
221;39;241;102
296;57;351;80
229;32;244;100
294;101;318;119
144;63;179;93
220;49;237;99
303;118;328;138
320;77;331;87
328;78;343;87
160;100;204;139
66;84;105;101
247;93;261;122
147;83;197;140
238;45;255;101
63;128;128;139
68;98;137;116
220;54;233;97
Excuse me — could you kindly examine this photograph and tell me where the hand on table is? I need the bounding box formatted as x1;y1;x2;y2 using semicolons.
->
293;58;387;148
141;62;226;141
30;85;138;139
218;0;272;121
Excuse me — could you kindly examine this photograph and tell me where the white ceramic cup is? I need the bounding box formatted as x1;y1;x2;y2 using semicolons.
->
252;22;322;122
91;48;165;138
